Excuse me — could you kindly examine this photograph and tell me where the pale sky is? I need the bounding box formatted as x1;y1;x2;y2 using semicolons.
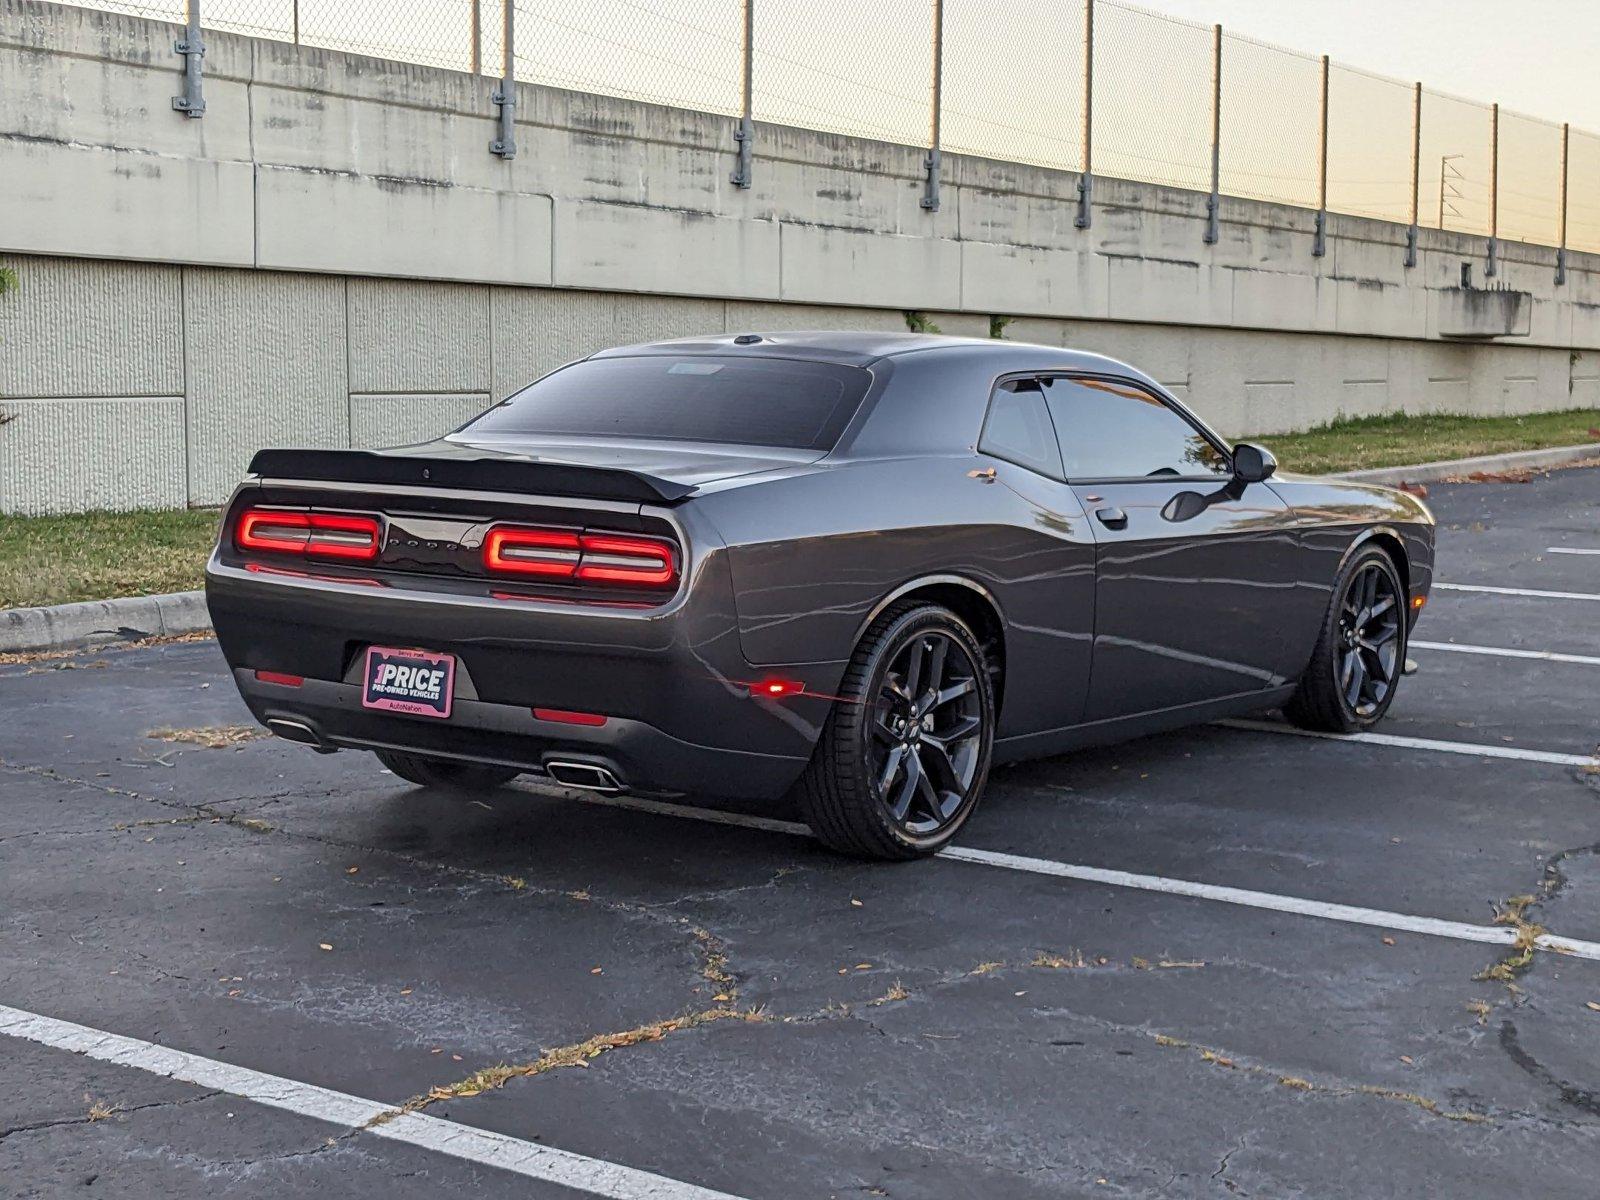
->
1133;0;1596;129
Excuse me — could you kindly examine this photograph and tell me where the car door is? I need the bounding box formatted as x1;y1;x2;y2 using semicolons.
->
973;377;1098;739
1042;375;1302;722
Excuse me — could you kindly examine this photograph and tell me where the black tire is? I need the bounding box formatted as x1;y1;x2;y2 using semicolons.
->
374;749;521;791
1285;544;1408;733
794;601;995;860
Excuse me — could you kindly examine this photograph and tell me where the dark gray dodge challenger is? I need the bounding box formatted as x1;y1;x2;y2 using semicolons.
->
206;332;1435;859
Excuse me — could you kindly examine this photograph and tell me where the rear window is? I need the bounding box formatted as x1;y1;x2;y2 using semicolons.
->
460;356;874;450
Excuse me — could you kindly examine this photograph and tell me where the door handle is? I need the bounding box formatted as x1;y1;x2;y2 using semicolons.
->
1095;506;1128;530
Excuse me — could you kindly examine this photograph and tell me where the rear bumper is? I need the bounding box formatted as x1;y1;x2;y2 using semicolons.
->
206;542;846;801
235;669;807;798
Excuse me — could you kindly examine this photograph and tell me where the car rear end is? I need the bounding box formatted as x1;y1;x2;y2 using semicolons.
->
204;343;884;800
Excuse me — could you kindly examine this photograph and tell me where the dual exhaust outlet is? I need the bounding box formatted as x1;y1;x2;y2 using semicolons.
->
267;720;624;792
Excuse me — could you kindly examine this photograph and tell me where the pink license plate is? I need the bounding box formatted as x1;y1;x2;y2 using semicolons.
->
362;646;455;719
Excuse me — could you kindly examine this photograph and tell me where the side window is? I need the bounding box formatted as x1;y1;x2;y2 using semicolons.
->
978;379;1064;478
1042;377;1230;480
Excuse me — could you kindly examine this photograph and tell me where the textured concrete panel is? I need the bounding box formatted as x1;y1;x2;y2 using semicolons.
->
724;302;905;334
0;256;182;398
490;288;724;401
0;397;185;515
780;225;962;310
0;139;254;266
554;201;780;299
256;166;552;286
347;280;490;394
1106;256;1233;326
961;242;1109;319
184;269;348;505
350;393;493;449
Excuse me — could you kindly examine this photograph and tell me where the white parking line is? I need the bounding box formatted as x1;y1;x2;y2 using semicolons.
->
1413;639;1600;666
1216;717;1599;768
1547;547;1600;556
0;1004;748;1200
574;794;1600;963
1436;582;1600;601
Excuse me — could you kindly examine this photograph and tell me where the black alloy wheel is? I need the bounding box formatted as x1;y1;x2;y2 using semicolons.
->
869;630;985;836
794;602;996;860
1335;559;1403;717
1285;544;1408;733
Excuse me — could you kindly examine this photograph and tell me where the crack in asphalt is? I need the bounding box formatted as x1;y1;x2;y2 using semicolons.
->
0;1089;223;1145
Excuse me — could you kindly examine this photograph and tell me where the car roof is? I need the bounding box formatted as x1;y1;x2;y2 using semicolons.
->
586;331;1151;380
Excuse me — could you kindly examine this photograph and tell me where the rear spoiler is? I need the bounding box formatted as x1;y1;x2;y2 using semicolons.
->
246;448;695;504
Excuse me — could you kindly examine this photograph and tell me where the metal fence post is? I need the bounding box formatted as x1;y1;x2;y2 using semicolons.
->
490;0;516;158
1075;0;1093;229
1557;121;1569;285
1486;101;1498;277
171;0;205;118
1204;23;1220;244
471;0;482;75
292;0;300;45
921;0;943;210
1405;81;1420;267
1312;53;1328;257
730;0;754;188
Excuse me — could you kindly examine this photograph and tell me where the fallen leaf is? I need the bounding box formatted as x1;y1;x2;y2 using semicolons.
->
451;1054;463;1062
1400;1055;1414;1065
319;943;333;951
430;1048;443;1054
850;898;863;907
1586;1001;1600;1012
713;993;732;1002
855;963;872;970
1382;937;1396;946
590;967;603;975
346;866;359;875
400;988;413;996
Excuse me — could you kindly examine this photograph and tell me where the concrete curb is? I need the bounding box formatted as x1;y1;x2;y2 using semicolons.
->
0;590;209;655
3;441;1598;655
1333;442;1600;485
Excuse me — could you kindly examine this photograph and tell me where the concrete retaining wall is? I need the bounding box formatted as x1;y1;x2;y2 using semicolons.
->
3;0;1599;514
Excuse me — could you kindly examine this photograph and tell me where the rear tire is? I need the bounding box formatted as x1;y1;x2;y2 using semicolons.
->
1284;544;1407;733
794;601;995;860
374;749;521;791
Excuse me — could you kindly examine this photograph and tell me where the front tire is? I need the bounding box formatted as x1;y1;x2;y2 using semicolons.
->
1285;544;1407;733
794;602;995;860
374;749;521;791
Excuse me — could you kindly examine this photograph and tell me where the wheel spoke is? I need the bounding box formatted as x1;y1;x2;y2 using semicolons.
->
903;639;928;699
932;677;976;710
1343;650;1365;707
930;713;981;746
871;713;899;745
923;637;949;704
888;749;919;821
913;752;947;821
1367;595;1396;621
878;744;906;795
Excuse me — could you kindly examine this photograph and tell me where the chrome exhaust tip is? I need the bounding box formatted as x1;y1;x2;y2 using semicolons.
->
544;760;623;793
265;718;337;753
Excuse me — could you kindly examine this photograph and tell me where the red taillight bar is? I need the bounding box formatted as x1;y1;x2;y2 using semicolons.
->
532;707;608;727
484;525;678;589
236;509;382;562
254;670;304;687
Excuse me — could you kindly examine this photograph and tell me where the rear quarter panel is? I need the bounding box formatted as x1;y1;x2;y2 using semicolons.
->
692;454;1098;739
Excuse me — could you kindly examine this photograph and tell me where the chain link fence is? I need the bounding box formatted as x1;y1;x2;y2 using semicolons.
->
62;0;1598;258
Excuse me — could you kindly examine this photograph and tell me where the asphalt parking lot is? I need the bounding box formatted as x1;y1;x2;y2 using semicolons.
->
3;466;1599;1199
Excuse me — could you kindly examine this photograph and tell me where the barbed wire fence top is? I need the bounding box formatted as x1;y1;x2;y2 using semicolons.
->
62;0;1589;257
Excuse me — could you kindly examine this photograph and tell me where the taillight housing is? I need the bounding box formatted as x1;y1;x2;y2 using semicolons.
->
235;508;383;562
483;525;679;590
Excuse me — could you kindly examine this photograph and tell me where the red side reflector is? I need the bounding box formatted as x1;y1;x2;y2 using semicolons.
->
254;670;304;687
236;509;381;561
532;707;608;727
751;678;805;698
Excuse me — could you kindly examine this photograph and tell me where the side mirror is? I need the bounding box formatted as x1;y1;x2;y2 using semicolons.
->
1231;442;1277;484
